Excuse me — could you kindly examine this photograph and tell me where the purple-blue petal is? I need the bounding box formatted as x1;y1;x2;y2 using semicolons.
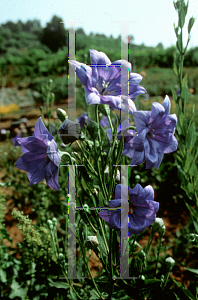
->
34;118;53;144
69;60;92;86
46;139;61;167
90;49;111;65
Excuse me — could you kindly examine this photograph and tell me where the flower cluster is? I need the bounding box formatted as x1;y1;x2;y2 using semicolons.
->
14;49;178;238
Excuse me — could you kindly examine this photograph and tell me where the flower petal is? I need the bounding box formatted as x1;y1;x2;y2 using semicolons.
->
90;49;111;65
45;161;60;191
84;86;101;105
34;117;53;144
161;95;171;115
69;60;92;86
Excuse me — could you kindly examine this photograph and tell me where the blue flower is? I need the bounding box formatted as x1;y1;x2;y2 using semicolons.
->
69;49;146;115
126;96;178;169
78;112;90;129
15;117;60;191
99;184;159;238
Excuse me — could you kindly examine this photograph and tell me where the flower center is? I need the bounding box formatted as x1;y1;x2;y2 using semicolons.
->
129;204;134;214
96;80;115;96
148;128;155;138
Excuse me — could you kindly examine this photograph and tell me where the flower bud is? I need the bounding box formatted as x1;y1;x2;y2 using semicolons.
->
135;175;140;181
104;166;120;183
85;236;99;250
165;257;175;270
139;250;146;260
83;204;90;213
58;119;81;144
52;217;57;227
151;218;165;237
47;220;53;230
59;253;65;261
56;108;68;122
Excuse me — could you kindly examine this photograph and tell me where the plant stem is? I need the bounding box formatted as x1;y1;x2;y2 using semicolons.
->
108;228;114;299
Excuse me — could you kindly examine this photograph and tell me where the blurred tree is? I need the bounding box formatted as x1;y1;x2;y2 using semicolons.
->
156;42;164;49
129;35;134;44
40;15;67;52
95;33;107;38
2;21;21;33
76;28;85;35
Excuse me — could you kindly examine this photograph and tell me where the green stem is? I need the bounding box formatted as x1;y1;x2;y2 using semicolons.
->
86;256;102;299
89;193;109;254
76;141;98;177
107;113;114;137
145;234;153;255
155;237;162;275
163;270;171;291
108;229;114;300
50;228;59;257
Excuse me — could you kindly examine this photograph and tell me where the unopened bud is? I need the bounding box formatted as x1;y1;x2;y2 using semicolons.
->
52;217;57;227
85;236;99;250
139;275;145;281
104;166;120;183
135;175;140;181
56;108;68;122
59;253;65;261
47;220;53;230
165;257;175;270
151;218;165;237
83;204;90;213
58;119;81;144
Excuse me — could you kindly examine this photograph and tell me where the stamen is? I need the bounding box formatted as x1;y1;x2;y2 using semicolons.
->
129;206;134;214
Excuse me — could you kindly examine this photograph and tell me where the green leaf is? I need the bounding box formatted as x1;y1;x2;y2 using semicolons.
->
179;6;186;28
185;267;198;275
9;279;28;300
187;182;194;196
98;104;110;117
178;110;187;135
186;123;197;152
184;201;198;219
144;279;161;285
87;120;99;139
70;288;78;300
178;140;186;157
181;76;188;105
174;292;181;300
94;274;109;283
97;232;108;256
188;17;195;34
183;150;193;173
173;279;196;300
90;289;100;299
116;135;124;164
48;278;70;289
173;52;180;76
0;268;6;283
177;33;183;53
174;24;179;37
